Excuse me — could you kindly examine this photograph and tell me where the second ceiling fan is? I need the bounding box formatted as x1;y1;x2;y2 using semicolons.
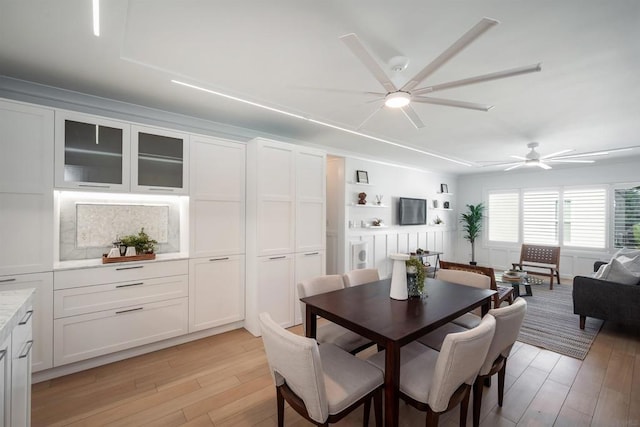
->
340;17;541;129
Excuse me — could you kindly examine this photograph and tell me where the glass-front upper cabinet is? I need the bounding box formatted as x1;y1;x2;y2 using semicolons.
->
54;111;130;191
131;125;189;194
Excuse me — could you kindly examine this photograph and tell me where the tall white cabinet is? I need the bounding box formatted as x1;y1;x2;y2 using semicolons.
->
189;135;246;332
245;138;326;336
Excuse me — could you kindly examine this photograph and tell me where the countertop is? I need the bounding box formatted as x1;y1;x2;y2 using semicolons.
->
54;252;189;271
0;288;35;345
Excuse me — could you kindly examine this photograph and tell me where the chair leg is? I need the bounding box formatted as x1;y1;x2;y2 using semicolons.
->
276;386;285;427
579;315;586;330
363;396;371;427
425;408;439;427
473;377;483;427
556;270;561;285
374;388;383;427
460;389;470;427
498;361;507;407
549;271;554;290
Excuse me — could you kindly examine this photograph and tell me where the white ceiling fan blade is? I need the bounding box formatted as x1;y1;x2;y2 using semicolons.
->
340;33;398;93
400;105;425;128
548;159;595;164
356;105;384;130
541;149;574;159
412;96;492;111
538;162;552;170
510;155;526;160
412;63;542;95
290;85;385;97
505;163;524;171
400;17;499;92
553;147;634;159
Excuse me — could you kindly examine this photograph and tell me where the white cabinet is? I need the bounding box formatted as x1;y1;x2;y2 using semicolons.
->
245;139;326;335
294;251;326;325
189;135;245;257
131;125;189;194
54;110;130;192
0;99;54;276
188;255;245;332
0;272;53;372
53;260;188;366
10;308;32;427
0;335;9;426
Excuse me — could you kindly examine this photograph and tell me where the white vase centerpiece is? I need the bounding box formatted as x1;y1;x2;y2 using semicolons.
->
389;253;410;300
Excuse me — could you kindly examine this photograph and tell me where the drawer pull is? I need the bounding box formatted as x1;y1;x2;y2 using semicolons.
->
116;265;144;271
209;257;229;262
19;340;33;359
115;307;143;315
19;310;34;325
304;252;319;256
0;278;17;283
116;282;144;288
269;256;286;260
79;184;111;188
0;349;5;362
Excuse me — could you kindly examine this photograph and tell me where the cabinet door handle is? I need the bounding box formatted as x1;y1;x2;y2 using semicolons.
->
79;184;111;188
116;265;144;271
0;349;6;362
19;340;34;359
209;257;229;262
148;188;175;192
0;278;16;283
116;282;144;288
115;307;143;315
19;310;33;325
269;256;286;260
304;252;319;256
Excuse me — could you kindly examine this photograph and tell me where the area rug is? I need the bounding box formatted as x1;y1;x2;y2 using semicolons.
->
515;282;603;360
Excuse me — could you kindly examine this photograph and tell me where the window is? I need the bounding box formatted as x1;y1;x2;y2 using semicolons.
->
563;188;606;248
488;192;519;242
613;185;640;248
523;190;559;245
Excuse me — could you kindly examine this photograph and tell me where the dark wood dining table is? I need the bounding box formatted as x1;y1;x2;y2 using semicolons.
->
301;277;496;427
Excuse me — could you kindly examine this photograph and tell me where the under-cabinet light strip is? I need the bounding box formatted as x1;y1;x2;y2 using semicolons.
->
92;0;100;37
171;79;472;167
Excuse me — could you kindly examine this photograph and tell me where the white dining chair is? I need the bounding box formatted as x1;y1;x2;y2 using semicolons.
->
259;312;384;427
343;268;380;287
297;274;373;354
436;269;492;329
472;297;527;427
367;315;496;426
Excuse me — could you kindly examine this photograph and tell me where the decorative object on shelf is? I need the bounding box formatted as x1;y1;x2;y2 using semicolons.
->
406;256;426;297
460;203;485;265
440;183;449;193
432;200;439;208
389;253;410;300
443;201;450;209
102;253;156;264
375;194;383;205
356;170;369;183
372;218;383;226
433;215;443;225
358;192;367;205
119;227;158;255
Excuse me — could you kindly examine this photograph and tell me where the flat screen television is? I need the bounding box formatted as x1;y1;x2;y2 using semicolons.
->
398;197;427;225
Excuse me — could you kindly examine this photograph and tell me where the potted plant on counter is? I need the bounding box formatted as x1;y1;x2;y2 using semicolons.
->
120;228;158;255
460;203;484;265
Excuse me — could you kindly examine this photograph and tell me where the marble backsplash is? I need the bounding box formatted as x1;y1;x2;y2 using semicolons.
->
59;193;181;261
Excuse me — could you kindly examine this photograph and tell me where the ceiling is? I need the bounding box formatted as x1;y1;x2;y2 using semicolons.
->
1;0;640;174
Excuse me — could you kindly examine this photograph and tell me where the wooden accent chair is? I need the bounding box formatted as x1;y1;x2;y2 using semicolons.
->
512;244;561;289
297;275;373;354
259;313;384;427
367;315;496;427
439;261;514;308
343;268;380;287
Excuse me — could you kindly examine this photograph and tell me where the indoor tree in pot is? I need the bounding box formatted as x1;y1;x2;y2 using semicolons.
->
460;203;485;265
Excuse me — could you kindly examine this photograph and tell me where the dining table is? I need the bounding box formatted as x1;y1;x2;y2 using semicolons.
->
301;277;496;427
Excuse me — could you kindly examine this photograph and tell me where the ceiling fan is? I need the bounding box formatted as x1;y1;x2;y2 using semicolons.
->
340;17;541;129
499;142;606;171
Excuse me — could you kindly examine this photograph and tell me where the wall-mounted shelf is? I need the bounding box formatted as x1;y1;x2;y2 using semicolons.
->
436;192;453;195
432;208;453;211
349;203;388;208
347;181;373;186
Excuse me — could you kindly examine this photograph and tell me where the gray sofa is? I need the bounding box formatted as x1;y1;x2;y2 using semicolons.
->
573;261;640;329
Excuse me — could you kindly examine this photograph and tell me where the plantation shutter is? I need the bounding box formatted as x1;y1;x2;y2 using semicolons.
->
563;188;606;248
613;185;640;248
488;192;519;242
523;190;559;245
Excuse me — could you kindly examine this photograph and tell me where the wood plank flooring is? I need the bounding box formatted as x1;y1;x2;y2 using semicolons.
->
32;320;640;426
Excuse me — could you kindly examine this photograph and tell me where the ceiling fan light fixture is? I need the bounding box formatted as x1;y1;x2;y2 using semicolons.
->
385;92;411;108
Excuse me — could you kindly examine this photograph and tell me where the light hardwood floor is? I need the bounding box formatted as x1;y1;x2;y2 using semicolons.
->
32;320;640;426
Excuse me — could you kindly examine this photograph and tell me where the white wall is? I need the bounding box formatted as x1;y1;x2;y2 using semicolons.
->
455;159;640;277
330;156;457;276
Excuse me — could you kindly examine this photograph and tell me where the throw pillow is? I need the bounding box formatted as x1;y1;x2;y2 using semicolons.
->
600;258;640;285
594;263;609;279
611;247;640;261
617;254;640;272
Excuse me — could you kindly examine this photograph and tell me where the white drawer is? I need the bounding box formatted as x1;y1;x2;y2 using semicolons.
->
54;275;188;318
53;297;188;366
54;260;188;290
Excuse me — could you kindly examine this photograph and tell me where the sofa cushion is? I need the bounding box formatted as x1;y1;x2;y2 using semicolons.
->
596;258;640;285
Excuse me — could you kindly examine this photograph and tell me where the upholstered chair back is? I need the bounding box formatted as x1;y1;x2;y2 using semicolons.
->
297;274;345;333
428;314;496;412
259;312;328;423
343;268;380;287
480;297;527;376
436;269;491;289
